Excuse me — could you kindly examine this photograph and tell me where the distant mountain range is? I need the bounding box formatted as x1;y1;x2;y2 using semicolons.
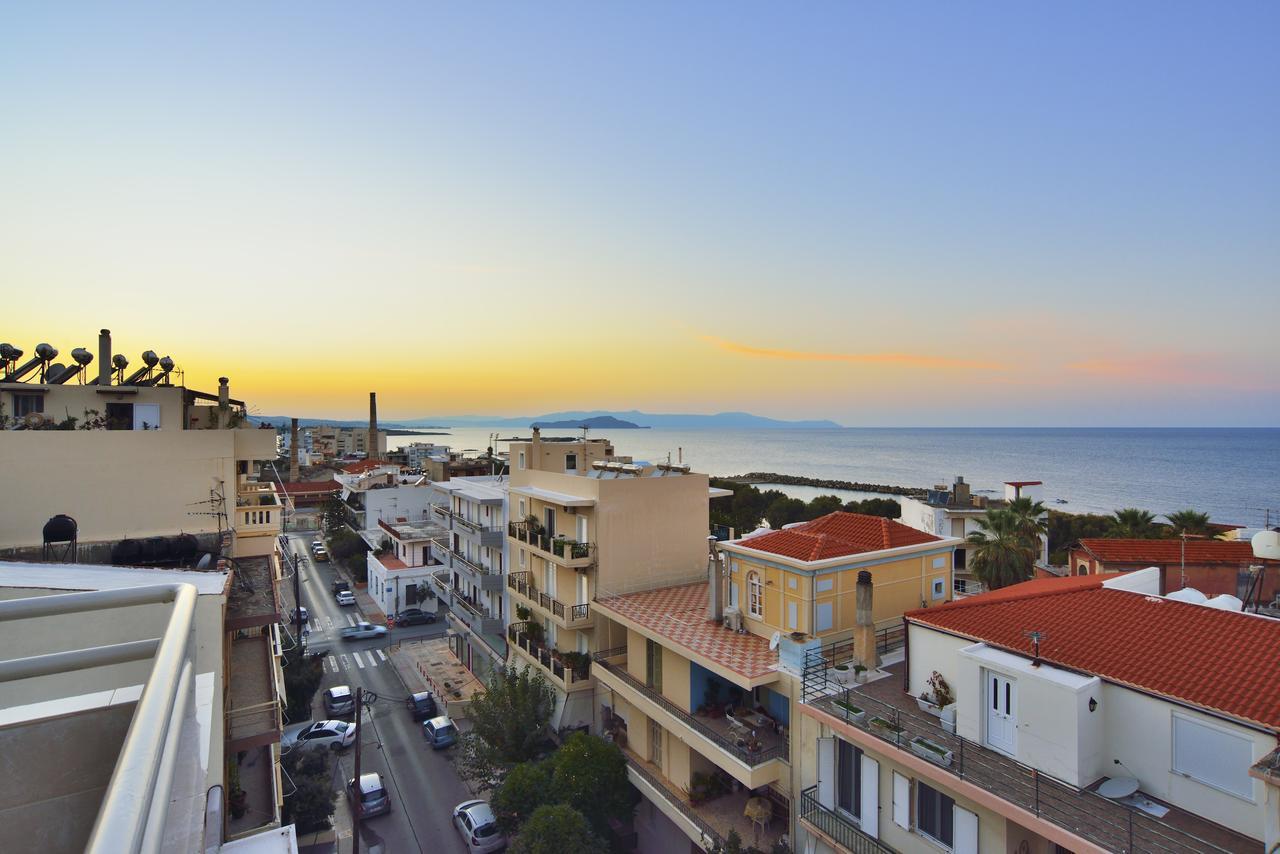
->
530;415;645;429
251;410;840;430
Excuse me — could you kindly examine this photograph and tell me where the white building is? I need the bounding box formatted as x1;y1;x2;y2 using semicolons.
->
334;461;444;535
366;518;449;618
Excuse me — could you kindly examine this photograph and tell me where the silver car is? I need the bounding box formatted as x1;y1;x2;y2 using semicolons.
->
323;685;356;717
282;719;355;752
452;800;505;853
348;772;391;818
339;621;387;640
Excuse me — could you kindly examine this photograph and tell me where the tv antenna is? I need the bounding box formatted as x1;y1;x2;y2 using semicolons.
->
1024;630;1045;666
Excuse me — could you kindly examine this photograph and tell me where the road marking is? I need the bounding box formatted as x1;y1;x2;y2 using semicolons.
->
353;651;365;669
325;616;334;630
327;655;339;673
346;614;357;627
376;649;388;662
339;653;350;670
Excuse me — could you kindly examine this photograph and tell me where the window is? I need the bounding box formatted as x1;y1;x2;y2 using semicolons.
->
836;740;861;818
917;782;954;847
518;549;526;568
1172;713;1255;800
12;393;43;418
933;556;946;569
788;601;798;630
729;582;739;608
518;452;526;470
519;499;526;518
747;571;763;619
932;577;946;600
816;577;834;593
815;602;834;632
649;719;663;765
1078;564;1088;576
645;638;663;691
565;453;577;472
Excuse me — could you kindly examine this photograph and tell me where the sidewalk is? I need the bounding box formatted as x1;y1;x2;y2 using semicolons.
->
389;637;485;719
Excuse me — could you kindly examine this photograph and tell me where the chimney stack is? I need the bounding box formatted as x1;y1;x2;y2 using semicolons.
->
854;570;881;668
705;537;723;623
290;417;300;482
368;392;378;460
97;329;112;385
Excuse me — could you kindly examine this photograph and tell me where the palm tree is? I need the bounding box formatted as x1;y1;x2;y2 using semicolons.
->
1165;509;1215;538
1006;496;1048;555
967;509;1037;590
1107;508;1158;539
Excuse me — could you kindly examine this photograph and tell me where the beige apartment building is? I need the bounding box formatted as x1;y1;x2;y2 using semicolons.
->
304;424;387;459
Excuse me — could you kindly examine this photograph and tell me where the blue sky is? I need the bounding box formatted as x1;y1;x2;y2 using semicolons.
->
2;3;1277;423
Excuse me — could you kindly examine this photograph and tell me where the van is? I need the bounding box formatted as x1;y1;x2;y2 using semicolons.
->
423;715;458;749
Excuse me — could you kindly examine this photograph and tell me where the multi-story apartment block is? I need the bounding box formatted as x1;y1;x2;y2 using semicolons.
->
590;512;959;852
0;331;289;849
427;475;511;678
795;568;1277;854
366;517;449;618
335;460;442;534
303;424;387;460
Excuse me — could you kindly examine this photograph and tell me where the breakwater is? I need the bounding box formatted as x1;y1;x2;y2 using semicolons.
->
719;472;927;498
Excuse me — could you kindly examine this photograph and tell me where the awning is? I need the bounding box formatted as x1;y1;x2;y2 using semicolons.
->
508;486;595;507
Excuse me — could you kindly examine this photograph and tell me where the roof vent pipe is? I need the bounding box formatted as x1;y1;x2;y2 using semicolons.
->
98;329;112;385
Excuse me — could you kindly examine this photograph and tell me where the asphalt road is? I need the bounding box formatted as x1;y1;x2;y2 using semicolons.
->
286;533;474;854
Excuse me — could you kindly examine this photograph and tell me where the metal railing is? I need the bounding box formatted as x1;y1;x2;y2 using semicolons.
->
507;572;590;624
507;523;596;563
570;603;590;622
435;541;496;575
623;753;724;850
799;786;896;854
506;624;591;686
802;657;1239;853
592;651;789;767
0;584;198;854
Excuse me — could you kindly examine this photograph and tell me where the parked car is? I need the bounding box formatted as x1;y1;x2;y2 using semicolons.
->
395;607;436;626
323;685;356;717
282;719;355;752
332;578;351;595
313;546;329;562
423;715;458;749
348;772;391;819
340;622;387;641
291;606;309;624
406;691;438;721
336;590;356;606
452;800;505;853
310;540;323;553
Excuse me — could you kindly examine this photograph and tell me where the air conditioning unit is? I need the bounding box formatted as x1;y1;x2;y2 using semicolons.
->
723;606;742;632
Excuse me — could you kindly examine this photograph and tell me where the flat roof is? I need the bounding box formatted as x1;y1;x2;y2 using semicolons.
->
508;485;595;507
0;561;229;596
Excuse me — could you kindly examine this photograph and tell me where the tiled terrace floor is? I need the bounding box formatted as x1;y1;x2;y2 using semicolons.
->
810;662;1260;854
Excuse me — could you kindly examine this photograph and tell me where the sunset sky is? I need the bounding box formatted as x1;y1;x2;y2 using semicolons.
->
3;3;1277;425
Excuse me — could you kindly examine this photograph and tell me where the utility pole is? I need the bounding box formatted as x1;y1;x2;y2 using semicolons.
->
352;686;363;854
294;549;304;642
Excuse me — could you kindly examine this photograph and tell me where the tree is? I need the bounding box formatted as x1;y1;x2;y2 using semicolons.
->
509;805;602;854
966;509;1036;590
1006;496;1048;561
282;643;324;723
281;743;336;834
1165;509;1215;538
547;732;636;837
1107;508;1158;539
1045;509;1111;564
843;497;901;519
804;494;845;518
491;761;553;832
320;495;347;533
765;495;807;528
457;665;556;786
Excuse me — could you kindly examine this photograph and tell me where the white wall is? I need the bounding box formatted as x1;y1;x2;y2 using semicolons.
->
363;484;440;530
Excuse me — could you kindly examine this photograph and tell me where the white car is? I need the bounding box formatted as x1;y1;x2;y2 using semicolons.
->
336;590;356;606
452;800;505;853
282;719;356;752
340;621;388;641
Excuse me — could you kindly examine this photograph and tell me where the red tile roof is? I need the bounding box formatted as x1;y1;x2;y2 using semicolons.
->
1003;481;1042;487
341;459;394;474
907;576;1280;730
738;512;941;562
375;553;408;570
1075;538;1269;566
277;480;342;494
595;582;778;680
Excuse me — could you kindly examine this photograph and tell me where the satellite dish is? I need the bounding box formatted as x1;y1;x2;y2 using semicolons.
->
1253;530;1280;561
769;631;782;651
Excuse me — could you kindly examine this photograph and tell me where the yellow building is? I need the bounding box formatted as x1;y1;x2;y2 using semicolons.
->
590;512;959;852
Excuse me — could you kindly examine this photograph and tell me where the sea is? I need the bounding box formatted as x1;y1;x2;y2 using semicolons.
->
386;427;1280;528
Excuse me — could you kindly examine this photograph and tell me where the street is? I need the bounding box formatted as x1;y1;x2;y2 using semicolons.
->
285;533;474;854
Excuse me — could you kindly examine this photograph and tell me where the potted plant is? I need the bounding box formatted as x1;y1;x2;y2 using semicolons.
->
835;698;867;725
910;736;954;767
853;664;868;684
916;670;955;717
515;605;531;622
869;715;904;739
831;663;855;687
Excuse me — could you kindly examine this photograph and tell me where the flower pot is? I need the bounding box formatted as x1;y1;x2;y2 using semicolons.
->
831;666;855;687
940;705;957;734
835;700;867;726
910;736;954;767
916;697;943;717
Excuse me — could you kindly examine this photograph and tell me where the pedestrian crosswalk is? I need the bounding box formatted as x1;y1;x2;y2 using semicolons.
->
322;648;387;674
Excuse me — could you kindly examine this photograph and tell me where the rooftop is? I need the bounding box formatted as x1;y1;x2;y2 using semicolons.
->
595;582;778;681
377;518;446;543
274;480;341;495
0;560;229;596
340;459;396;475
1074;537;1274;566
734;512;942;562
907;573;1280;730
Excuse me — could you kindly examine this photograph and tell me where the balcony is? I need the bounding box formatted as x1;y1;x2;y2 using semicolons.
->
592;649;789;778
800;657;1260;854
798;785;894;854
508;522;596;568
431;542;503;592
433;506;505;546
506;623;594;693
225;555;280;630
507;570;593;629
225;628;283;754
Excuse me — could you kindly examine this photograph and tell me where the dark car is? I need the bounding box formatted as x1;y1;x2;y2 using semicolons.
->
407;691;438;721
396;608;436;626
331;578;350;595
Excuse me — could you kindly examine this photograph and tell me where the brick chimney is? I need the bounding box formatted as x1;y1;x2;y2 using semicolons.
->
97;329;112;385
368;392;378;460
290;417;300;482
854;570;881;668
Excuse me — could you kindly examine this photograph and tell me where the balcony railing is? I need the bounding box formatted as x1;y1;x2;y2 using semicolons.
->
592;650;788;767
506;623;593;688
801;649;1247;854
624;753;724;849
507;571;591;627
435;542;497;575
508;523;595;566
799;786;895;854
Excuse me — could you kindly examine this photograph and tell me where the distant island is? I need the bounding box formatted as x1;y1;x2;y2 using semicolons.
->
530;415;646;429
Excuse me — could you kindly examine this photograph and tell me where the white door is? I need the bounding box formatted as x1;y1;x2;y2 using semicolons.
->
986;671;1017;756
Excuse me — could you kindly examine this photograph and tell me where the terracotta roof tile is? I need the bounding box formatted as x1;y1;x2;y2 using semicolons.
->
740;512;941;561
907;576;1280;730
375;553;408;570
341;459;394;475
595;582;778;680
1076;538;1269;566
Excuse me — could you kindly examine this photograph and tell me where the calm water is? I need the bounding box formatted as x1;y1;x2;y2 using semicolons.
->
387;428;1280;526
